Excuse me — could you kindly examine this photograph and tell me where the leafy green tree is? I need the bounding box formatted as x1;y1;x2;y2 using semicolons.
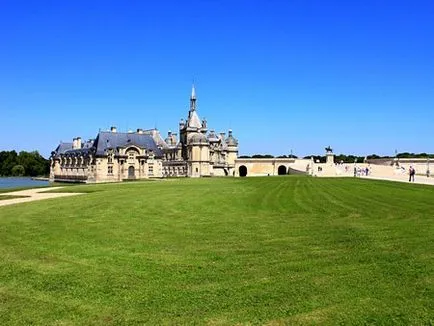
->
11;165;25;176
252;154;274;158
0;150;49;176
18;151;49;176
0;150;18;176
303;155;326;163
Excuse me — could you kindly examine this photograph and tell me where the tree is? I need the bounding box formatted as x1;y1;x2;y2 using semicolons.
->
303;155;326;163
0;150;49;176
18;151;49;176
11;165;25;176
0;150;18;176
277;155;298;158
252;154;274;158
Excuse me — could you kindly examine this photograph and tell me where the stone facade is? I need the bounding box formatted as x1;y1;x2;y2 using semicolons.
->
50;86;239;183
235;158;312;177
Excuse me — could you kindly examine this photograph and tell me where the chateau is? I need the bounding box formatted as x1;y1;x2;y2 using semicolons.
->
50;86;426;182
50;86;239;182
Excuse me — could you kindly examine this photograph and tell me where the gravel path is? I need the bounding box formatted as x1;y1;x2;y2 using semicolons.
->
362;174;434;185
0;187;83;207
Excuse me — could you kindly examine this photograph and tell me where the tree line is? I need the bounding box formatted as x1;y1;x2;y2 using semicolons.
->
0;151;50;177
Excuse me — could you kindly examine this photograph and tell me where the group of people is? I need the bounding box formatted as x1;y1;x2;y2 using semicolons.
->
353;166;370;177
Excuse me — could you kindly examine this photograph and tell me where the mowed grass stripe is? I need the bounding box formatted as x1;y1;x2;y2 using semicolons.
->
0;176;433;325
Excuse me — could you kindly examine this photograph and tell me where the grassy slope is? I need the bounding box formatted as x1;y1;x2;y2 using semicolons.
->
0;177;433;325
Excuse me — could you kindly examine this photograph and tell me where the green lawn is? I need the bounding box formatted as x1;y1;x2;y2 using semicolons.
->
0;176;433;325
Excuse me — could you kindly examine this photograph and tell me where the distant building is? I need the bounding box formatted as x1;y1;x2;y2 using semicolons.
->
50;86;239;182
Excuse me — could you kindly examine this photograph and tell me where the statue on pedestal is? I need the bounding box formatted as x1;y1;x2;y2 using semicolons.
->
325;146;334;165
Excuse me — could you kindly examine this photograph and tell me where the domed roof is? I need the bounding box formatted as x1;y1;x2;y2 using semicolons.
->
225;130;238;147
188;132;208;145
226;137;238;146
207;130;218;140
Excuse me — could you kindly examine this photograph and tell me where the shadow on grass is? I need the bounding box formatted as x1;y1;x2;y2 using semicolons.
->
0;185;49;194
0;195;30;200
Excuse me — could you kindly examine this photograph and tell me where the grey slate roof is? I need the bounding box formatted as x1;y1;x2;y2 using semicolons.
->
144;129;168;149
207;130;220;142
93;131;163;157
53;131;163;158
52;141;94;158
52;143;73;157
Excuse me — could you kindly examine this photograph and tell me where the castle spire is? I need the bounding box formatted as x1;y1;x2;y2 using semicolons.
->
191;84;196;99
190;84;196;111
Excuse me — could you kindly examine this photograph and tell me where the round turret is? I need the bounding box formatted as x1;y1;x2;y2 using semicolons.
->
187;132;209;145
165;130;172;145
225;129;238;147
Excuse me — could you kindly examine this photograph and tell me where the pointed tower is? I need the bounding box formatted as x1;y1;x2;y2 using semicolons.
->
179;85;210;177
180;84;203;159
190;84;196;111
186;84;202;130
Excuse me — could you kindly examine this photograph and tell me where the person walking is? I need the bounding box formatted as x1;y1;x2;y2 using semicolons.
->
409;166;415;182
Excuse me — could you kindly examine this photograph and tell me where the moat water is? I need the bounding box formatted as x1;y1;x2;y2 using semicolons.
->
0;177;50;189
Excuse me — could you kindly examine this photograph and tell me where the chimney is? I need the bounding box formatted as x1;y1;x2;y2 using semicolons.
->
76;137;82;149
110;126;117;133
72;137;77;149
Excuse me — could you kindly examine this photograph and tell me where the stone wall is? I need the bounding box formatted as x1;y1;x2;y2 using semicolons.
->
234;158;311;177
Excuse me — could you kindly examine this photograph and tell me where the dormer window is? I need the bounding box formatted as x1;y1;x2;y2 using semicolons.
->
107;149;114;164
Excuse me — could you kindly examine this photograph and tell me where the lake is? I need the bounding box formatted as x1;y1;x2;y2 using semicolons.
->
0;177;50;189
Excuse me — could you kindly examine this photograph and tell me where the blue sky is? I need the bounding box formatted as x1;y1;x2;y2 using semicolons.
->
1;0;433;158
